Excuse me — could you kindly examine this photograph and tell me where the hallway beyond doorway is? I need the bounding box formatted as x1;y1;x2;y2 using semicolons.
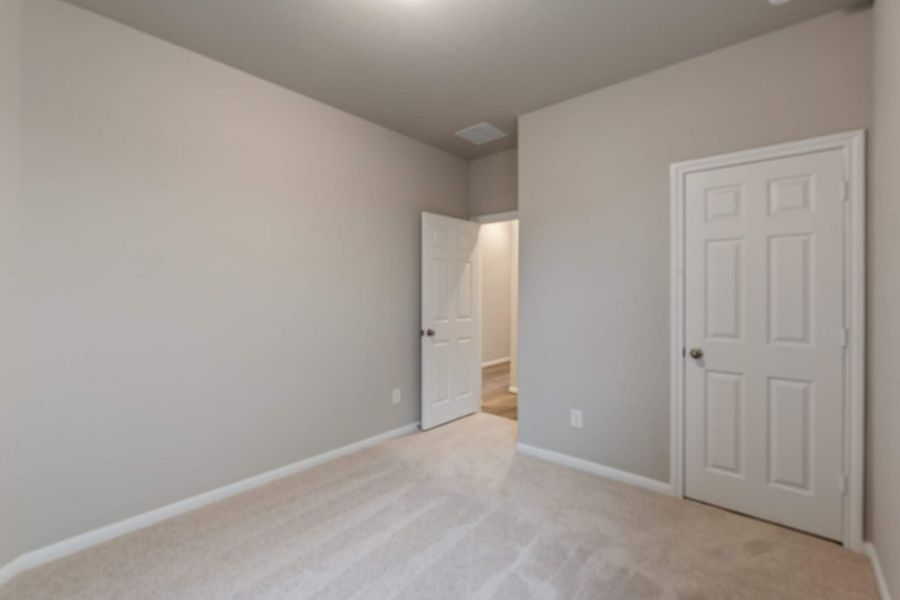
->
482;362;517;420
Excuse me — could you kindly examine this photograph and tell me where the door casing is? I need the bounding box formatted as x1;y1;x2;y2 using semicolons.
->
669;130;866;550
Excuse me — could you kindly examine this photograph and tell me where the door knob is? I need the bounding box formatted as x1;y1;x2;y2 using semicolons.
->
689;348;704;359
425;329;436;337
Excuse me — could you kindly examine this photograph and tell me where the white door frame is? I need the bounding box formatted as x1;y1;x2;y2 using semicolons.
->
471;210;519;224
669;130;866;550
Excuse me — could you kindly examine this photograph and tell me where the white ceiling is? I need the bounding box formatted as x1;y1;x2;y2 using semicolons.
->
63;0;861;159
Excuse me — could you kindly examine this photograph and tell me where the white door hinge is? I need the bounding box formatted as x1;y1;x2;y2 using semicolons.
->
839;474;848;495
841;328;849;349
841;180;850;202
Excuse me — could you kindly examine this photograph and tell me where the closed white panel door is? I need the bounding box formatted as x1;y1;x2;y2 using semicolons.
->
684;149;846;540
421;213;481;430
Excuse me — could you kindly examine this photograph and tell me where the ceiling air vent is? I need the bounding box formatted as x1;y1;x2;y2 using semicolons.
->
455;122;507;145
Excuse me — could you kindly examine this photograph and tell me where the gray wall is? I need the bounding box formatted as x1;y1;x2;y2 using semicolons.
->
469;149;518;217
518;10;872;483
13;0;467;555
869;0;900;595
0;0;23;567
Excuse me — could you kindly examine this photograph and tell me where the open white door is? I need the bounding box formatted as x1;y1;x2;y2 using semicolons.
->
421;212;481;430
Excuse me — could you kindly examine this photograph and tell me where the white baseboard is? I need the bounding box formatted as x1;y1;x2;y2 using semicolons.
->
0;422;420;587
516;442;676;497
0;556;28;589
481;357;511;368
508;386;518;393
865;542;895;600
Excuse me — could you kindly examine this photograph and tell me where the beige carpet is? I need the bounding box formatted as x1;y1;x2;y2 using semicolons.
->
1;413;878;600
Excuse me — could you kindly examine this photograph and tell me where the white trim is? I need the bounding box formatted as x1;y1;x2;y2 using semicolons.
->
517;443;676;496
845;131;867;552
0;422;420;586
0;557;28;589
481;357;511;368
864;543;895;600
669;130;866;550
508;386;518;394
471;210;519;224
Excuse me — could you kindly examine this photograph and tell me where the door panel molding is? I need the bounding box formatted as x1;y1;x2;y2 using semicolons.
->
670;130;865;550
421;212;482;430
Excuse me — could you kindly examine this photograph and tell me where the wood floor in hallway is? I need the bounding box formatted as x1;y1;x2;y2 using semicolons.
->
481;361;517;420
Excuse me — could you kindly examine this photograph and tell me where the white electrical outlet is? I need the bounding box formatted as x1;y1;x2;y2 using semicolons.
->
570;409;583;429
392;387;402;405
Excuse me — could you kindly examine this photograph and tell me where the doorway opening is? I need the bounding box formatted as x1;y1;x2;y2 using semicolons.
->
477;217;518;420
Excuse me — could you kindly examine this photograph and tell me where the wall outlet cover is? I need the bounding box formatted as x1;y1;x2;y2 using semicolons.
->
570;409;583;429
